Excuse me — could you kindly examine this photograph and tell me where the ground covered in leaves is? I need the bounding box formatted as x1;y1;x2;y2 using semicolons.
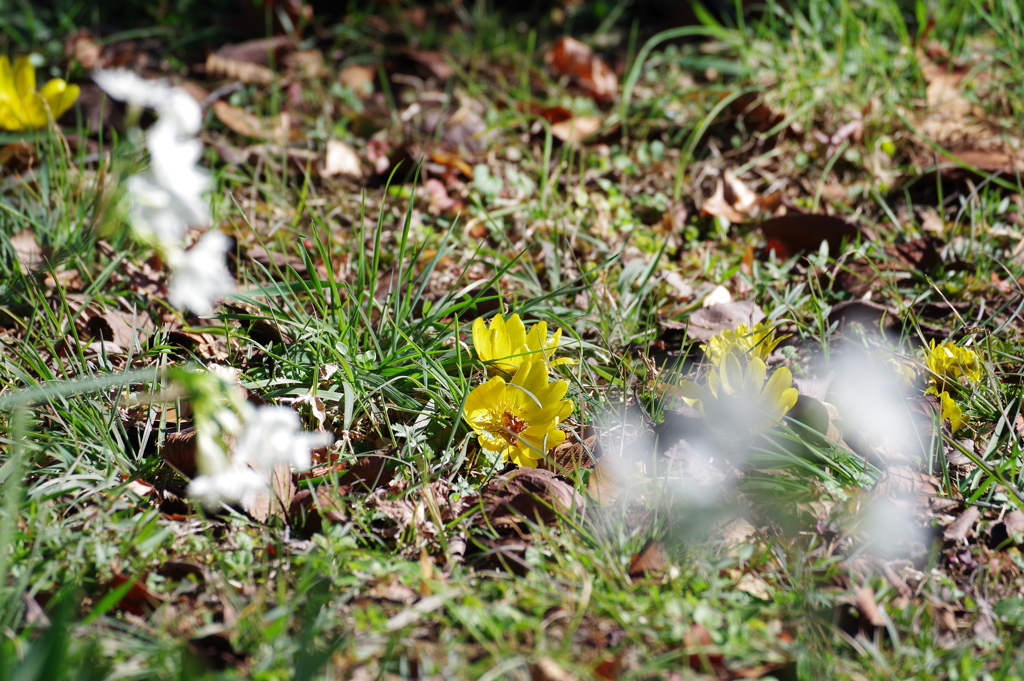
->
4;0;1024;679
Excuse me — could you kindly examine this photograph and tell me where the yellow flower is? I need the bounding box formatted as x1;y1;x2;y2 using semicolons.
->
463;359;573;467
883;353;917;386
0;56;80;131
925;341;983;390
937;390;967;433
472;313;571;376
679;354;798;428
702;323;787;367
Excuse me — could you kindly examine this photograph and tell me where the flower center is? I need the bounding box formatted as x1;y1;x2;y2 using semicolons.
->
501;410;527;445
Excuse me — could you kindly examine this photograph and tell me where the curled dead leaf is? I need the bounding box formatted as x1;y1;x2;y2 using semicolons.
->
205;36;294;85
544;36;617;101
10;227;46;274
482;468;585;527
854;585;886;627
320;140;363;179
759;214;861;259
339;64;376;96
685;300;765;342
550;116;602;144
627;539;668;581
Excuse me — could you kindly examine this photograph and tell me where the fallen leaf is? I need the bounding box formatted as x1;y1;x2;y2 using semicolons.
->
683;624;726;676
64;29;103;69
10;227;46;273
109;572;164;616
85;307;154;350
587;455;624;505
425;178;461;216
339;64;376;96
700;170;762;223
245;463;296;523
886;235;942;272
854;585;886;627
482;468;585;527
943;506;981;542
526;102;573;124
320;140;363;178
531;657;579;681
544;36;617;101
124;478;156;499
627;539;668;581
405;48;454;80
701;284;732;307
550;115;602;144
685;300;766;342
429;149;473;177
213;101;294;143
0;142;37;171
162;428;198;477
281;49;325;78
759;214;861;259
205;36;293;85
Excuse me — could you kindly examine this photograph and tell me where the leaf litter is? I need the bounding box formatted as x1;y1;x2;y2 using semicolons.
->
6;3;1024;679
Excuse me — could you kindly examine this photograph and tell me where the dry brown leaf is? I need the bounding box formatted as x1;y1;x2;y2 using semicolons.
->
685;300;765;342
167;330;229;361
425;178;460;216
405;48;454;80
109;572;165;616
482;468;584;527
550;115;601;144
683;624;726;676
627;539;668;581
320;140;363;178
700;177;746;224
700;170;762;224
531;657;579;681
0;142;37;171
544;36;617;101
339;64;376;96
161;428;197;477
86;307;154;350
854;585;886;627
11;227;45;273
281;49;325;78
245;463;296;523
759;214;861;259
205;36;293;84
64;29;103;69
587;455;624;505
943;506;981;542
213;101;294;143
429;149;473;177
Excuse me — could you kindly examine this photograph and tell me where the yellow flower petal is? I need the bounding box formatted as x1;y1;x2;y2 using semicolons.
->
463;358;572;467
13;57;34;97
41;79;78;119
0;58;79;130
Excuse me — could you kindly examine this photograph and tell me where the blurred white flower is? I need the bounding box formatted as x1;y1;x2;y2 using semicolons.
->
96;70;210;245
167;229;234;316
145;108;209;226
187;403;333;509
125;173;193;251
234;405;333;470
188;463;267;509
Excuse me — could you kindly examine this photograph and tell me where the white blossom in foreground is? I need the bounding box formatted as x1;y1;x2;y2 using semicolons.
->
187;404;333;509
232;405;333;471
95;69;210;249
167;229;234;316
188;464;267;509
95;67;233;317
